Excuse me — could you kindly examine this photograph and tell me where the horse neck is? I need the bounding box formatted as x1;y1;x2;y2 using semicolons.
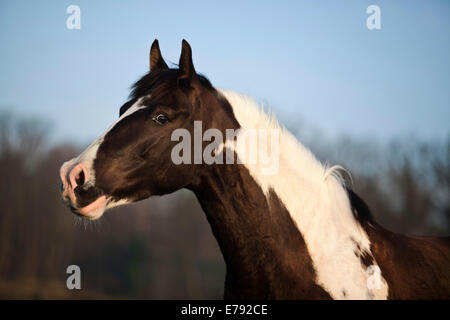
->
190;163;329;298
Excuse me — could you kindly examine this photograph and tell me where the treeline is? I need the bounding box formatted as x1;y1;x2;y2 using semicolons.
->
0;112;448;298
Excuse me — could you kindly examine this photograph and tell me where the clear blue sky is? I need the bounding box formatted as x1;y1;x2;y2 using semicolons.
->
0;0;449;145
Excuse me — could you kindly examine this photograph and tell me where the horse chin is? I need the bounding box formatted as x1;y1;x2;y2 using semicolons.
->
72;195;107;220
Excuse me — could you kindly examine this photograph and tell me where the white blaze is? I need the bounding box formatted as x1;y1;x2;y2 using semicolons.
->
60;97;147;211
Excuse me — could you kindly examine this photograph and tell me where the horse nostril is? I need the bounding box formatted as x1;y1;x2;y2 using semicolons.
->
68;163;89;189
75;170;85;186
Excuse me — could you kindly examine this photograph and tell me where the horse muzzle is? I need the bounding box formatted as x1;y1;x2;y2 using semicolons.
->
60;160;107;220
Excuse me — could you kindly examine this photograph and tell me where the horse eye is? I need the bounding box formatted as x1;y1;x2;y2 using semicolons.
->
153;113;169;124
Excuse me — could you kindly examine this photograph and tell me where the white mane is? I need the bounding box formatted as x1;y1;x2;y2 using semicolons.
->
219;89;388;300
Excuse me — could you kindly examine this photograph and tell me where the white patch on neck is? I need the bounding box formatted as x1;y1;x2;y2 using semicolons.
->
219;89;389;300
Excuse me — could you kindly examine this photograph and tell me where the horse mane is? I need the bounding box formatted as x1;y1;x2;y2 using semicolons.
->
218;89;387;299
347;187;376;226
323;165;375;226
219;89;375;224
130;69;213;100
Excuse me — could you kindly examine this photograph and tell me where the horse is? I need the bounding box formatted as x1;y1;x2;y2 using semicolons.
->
60;39;450;299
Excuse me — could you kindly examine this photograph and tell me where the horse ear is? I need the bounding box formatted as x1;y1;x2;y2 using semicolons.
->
150;39;168;71
178;39;197;85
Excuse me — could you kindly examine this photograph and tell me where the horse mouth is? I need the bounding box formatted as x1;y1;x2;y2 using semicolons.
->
69;195;107;220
